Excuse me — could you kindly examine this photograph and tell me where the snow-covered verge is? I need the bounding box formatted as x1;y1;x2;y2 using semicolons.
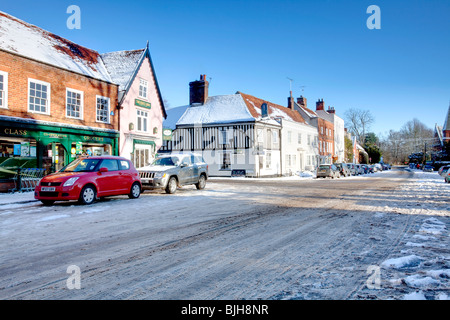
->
375;170;449;300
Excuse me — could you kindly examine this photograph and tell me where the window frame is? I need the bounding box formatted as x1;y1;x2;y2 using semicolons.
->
0;70;8;109
28;78;51;115
96;95;110;124
138;78;148;100
65;87;84;120
136;108;149;132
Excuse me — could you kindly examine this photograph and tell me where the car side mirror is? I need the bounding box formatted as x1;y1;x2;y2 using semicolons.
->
99;167;108;173
180;163;188;168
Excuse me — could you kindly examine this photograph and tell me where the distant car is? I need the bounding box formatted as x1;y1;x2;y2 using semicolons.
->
335;163;350;177
346;163;357;176
35;156;142;205
446;171;450;183
361;164;370;174
423;164;434;172
316;164;340;179
367;165;375;173
374;163;383;171
355;164;364;175
438;165;450;177
382;163;391;170
138;153;208;194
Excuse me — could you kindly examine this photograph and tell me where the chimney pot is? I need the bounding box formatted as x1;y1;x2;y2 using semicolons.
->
189;74;209;105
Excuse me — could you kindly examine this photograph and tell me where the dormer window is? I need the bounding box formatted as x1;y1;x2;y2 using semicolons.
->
139;79;148;99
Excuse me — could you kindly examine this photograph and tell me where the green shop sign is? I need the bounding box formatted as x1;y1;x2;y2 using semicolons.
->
135;99;151;109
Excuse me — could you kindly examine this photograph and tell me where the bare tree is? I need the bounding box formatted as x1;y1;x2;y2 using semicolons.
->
344;108;375;145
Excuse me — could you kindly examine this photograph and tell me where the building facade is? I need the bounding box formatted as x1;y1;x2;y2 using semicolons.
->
102;44;167;169
0;11;119;174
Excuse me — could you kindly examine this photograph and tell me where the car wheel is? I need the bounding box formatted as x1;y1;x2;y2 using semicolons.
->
41;200;55;206
128;182;141;199
165;176;178;194
79;185;96;205
196;174;206;190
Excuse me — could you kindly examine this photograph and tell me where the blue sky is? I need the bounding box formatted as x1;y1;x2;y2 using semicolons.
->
2;0;450;136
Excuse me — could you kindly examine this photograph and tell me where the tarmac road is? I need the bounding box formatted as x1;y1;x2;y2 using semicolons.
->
1;168;446;300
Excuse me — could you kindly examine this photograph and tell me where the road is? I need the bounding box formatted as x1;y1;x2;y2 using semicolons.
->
0;168;448;300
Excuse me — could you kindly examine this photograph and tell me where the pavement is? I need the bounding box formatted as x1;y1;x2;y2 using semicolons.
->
0;190;37;206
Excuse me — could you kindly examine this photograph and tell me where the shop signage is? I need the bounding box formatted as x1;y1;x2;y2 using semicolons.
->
135;99;151;109
4;128;28;136
42;132;68;139
82;136;104;142
162;128;173;141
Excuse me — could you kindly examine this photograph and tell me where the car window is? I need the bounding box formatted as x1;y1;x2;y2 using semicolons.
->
181;156;191;165
100;159;119;171
119;160;130;170
61;159;100;172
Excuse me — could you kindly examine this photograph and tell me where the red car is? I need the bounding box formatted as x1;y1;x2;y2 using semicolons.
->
35;156;142;205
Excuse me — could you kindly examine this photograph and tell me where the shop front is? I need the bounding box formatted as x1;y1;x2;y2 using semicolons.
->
0;119;119;176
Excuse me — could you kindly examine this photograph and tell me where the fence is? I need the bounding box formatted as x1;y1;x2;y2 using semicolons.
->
10;168;46;193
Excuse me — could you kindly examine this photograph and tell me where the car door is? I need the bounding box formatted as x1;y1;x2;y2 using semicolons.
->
191;154;200;181
178;155;193;185
118;159;134;192
96;159;123;196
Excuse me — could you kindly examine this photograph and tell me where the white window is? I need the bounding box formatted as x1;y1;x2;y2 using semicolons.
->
28;79;50;114
0;71;8;109
298;133;302;144
66;88;83;119
137;109;149;132
307;135;311;145
272;130;278;144
287;131;292;143
96;96;110;123
139;79;148;99
266;152;272;169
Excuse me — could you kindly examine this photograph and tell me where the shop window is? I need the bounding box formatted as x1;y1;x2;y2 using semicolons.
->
96;96;110;123
28;79;50;114
133;148;150;169
137;109;149;132
66;88;83;119
0;71;8;109
139;79;148;99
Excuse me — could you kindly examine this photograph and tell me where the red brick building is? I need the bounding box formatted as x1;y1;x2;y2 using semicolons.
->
0;11;119;174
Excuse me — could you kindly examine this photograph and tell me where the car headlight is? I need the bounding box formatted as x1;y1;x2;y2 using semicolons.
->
63;177;79;187
154;172;166;179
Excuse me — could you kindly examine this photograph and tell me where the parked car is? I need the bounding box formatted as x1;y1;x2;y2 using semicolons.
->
367;165;375;173
355;164;364;175
382;163;391;170
374;163;383;171
335;163;351;177
138;153;208;194
423;164;434;172
438;165;450;177
446;171;450;183
35;156;142;205
346;163;357;176
361;164;370;174
316;164;340;179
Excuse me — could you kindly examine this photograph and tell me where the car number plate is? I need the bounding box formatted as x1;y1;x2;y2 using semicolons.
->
41;187;56;192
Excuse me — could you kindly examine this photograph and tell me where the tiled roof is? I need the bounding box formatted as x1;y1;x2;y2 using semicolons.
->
0;11;112;83
101;49;145;91
238;92;306;124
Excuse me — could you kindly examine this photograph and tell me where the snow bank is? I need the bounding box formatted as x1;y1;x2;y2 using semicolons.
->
381;255;423;269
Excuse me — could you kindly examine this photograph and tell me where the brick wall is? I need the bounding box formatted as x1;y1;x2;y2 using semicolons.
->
0;50;119;130
318;118;334;156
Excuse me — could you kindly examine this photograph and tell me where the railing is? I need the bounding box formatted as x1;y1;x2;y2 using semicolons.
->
10;168;46;193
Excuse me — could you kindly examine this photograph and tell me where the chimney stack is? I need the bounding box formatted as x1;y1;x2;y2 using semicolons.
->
327;106;335;114
316;99;324;111
297;95;307;108
287;91;294;110
189;74;209;105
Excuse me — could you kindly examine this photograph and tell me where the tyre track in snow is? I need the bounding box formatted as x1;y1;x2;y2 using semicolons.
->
1;169;415;299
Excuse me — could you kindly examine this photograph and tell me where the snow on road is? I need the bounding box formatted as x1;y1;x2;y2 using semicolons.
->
0;168;448;300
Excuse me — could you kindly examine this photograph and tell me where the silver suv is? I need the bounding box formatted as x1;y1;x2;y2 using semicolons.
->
139;153;208;194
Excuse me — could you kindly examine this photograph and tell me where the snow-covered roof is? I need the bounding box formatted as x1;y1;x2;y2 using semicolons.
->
176;94;255;126
0;11;112;83
164;105;189;129
238;92;306;124
101;49;145;91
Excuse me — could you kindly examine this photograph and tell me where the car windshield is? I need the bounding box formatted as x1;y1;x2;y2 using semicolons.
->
60;158;100;172
152;156;180;166
319;165;330;169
